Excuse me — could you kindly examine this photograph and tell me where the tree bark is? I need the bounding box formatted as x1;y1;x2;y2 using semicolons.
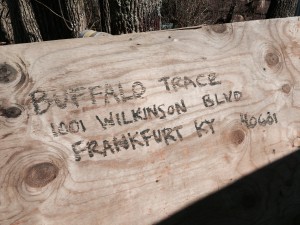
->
1;0;162;43
6;0;42;43
296;0;300;16
0;0;15;44
84;0;102;31
17;0;42;42
6;0;25;43
31;0;73;41
266;0;298;18
99;0;111;33
109;0;162;35
65;0;87;37
138;0;162;32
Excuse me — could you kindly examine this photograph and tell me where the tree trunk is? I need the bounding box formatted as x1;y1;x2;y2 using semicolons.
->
296;0;300;16
138;0;162;32
83;0;102;31
99;0;111;33
65;0;87;37
109;0;162;35
266;0;298;18
31;0;73;41
1;0;162;43
6;0;42;43
0;0;15;44
17;0;43;42
5;1;25;43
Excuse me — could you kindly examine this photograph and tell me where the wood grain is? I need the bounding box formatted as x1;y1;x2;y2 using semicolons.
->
0;17;300;225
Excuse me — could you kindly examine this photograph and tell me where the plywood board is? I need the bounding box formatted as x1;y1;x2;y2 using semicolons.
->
0;17;300;225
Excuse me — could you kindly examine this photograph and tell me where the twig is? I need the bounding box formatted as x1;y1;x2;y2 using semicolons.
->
32;0;72;25
58;0;74;31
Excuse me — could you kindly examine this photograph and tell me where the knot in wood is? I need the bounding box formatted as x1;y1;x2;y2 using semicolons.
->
25;162;58;188
230;129;245;145
0;64;16;83
2;106;22;118
211;24;227;33
282;84;291;94
265;52;279;67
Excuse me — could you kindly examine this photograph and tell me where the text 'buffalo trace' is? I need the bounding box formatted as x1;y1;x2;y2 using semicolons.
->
29;81;146;115
158;73;222;92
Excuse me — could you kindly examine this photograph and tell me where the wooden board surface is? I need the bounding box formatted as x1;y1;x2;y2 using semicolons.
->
0;17;300;225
